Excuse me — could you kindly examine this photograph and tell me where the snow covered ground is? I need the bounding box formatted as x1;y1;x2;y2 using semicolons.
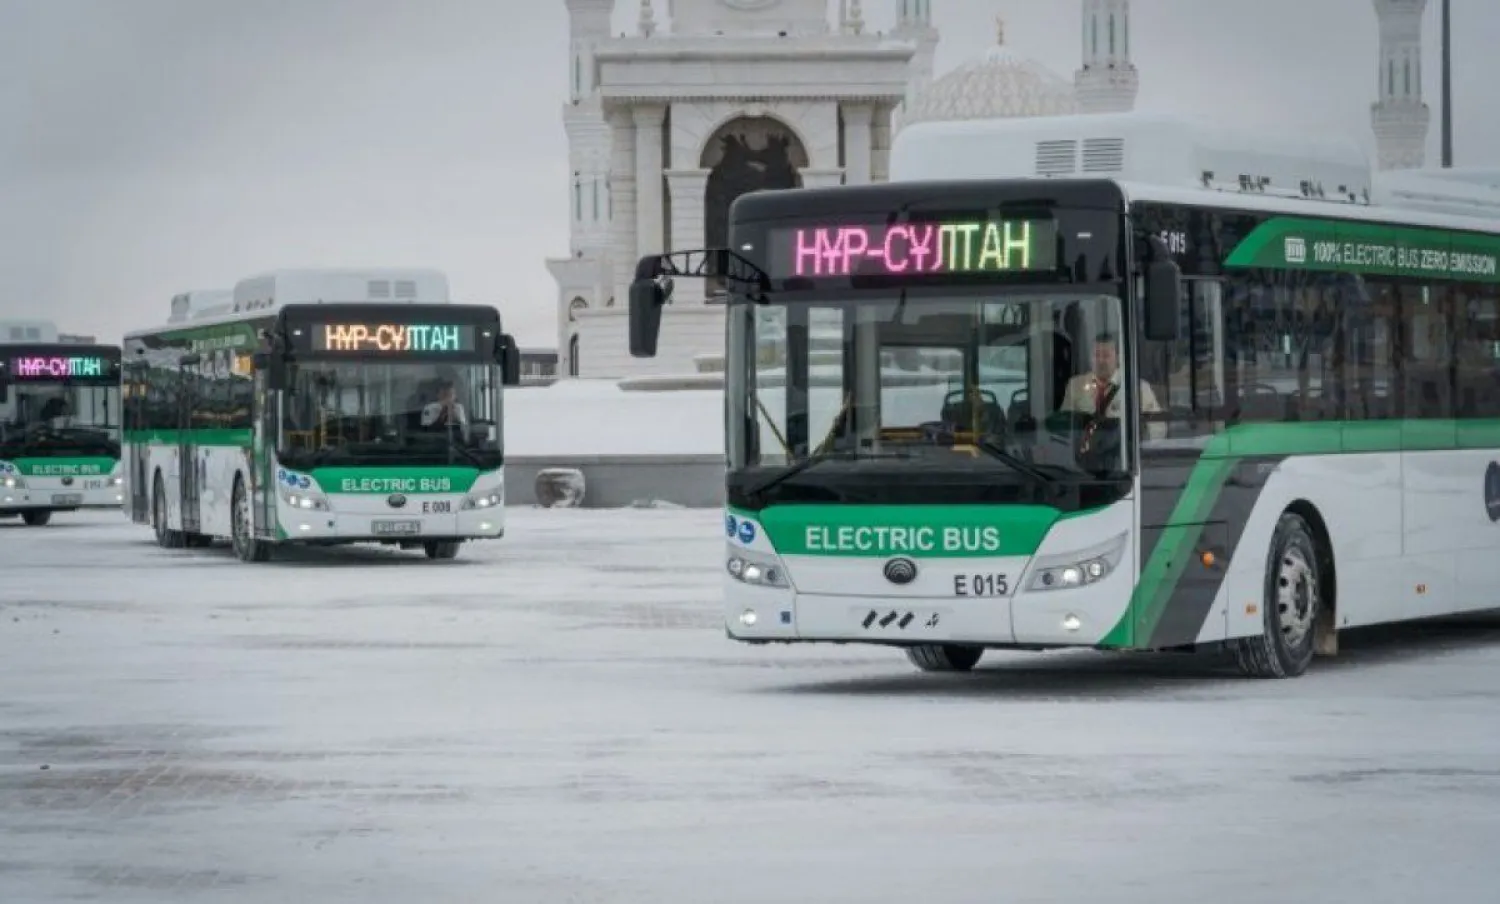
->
3;510;1500;903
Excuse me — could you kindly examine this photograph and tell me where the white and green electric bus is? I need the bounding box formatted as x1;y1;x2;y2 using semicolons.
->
0;323;124;525
627;112;1500;678
123;269;521;561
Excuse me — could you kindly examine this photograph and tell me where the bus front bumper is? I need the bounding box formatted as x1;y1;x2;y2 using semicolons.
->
274;503;505;542
0;478;124;511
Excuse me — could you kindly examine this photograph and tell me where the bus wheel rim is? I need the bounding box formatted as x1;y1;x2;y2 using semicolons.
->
1277;546;1316;648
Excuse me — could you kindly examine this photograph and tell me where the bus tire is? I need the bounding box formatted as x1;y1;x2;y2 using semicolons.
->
423;540;460;560
905;644;983;673
152;473;185;549
21;510;51;527
1235;511;1321;679
231;478;271;563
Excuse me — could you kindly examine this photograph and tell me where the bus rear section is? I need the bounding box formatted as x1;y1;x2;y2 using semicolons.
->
0;344;124;525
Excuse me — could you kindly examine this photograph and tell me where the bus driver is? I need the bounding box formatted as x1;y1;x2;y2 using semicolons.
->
1058;333;1167;441
420;378;469;430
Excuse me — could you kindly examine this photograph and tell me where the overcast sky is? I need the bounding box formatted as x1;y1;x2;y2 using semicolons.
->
1;0;1496;347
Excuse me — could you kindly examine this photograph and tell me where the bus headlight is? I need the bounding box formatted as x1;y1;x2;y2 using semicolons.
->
1;476;24;489
462;487;503;509
110;475;123;487
279;487;328;511
727;549;789;588
1027;532;1127;592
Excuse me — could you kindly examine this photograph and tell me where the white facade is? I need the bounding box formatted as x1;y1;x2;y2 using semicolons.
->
547;0;922;380
1370;0;1430;170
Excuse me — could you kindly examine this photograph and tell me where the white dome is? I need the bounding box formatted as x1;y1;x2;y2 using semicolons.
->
905;23;1077;124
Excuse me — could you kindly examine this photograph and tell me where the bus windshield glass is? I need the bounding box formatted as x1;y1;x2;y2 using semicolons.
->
0;354;121;460
277;360;501;470
726;291;1133;491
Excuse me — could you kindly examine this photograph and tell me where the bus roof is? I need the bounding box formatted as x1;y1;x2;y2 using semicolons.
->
887;111;1500;231
0;320;59;344
129;268;455;340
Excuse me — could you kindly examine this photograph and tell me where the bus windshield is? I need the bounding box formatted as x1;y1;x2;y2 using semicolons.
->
0;382;121;458
726;290;1134;495
277;359;501;470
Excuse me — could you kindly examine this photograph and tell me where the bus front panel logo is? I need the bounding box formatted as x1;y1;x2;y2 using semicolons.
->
388;494;407;509
883;558;918;585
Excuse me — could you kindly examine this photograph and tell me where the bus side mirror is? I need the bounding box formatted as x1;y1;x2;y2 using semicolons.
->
629;276;671;358
498;333;521;386
252;350;285;390
0;383;7;404
1144;259;1182;341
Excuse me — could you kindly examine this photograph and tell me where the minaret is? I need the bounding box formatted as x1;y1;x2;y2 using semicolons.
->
550;0;615;376
1371;0;1430;170
562;0;612;258
1074;0;1138;114
892;0;937;118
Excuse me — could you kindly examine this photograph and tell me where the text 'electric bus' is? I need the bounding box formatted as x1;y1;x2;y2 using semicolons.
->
124;270;521;562
0;321;123;525
627;113;1500;678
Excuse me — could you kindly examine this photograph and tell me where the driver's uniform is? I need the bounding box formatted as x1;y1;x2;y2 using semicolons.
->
421;402;468;429
1058;371;1167;440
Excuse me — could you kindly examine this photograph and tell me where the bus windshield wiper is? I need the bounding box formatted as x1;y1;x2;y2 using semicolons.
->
972;437;1058;488
746;448;910;497
444;438;486;468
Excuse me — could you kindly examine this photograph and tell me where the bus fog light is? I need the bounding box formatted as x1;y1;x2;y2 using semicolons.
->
1062;614;1081;631
740;608;758;626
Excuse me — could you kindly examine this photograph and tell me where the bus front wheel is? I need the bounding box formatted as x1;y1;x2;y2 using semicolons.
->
423;541;460;560
152;474;184;549
905;644;984;673
1235;512;1321;679
231;478;271;563
21;510;51;527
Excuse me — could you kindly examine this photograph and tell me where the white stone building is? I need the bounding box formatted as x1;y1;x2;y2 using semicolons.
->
547;0;1143;381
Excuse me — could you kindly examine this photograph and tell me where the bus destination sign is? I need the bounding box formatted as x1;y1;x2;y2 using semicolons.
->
766;218;1058;279
7;355;109;379
311;323;477;353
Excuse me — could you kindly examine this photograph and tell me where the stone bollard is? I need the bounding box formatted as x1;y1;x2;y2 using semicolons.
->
535;468;585;508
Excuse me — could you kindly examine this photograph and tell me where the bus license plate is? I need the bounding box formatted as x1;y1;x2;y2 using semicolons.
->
372;519;422;536
51;494;83;505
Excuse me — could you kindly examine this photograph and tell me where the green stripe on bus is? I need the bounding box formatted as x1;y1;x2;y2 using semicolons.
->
1225;216;1500;282
5;456;118;476
741;503;1068;558
124;429;253;447
1105;418;1500;649
308;466;483;495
